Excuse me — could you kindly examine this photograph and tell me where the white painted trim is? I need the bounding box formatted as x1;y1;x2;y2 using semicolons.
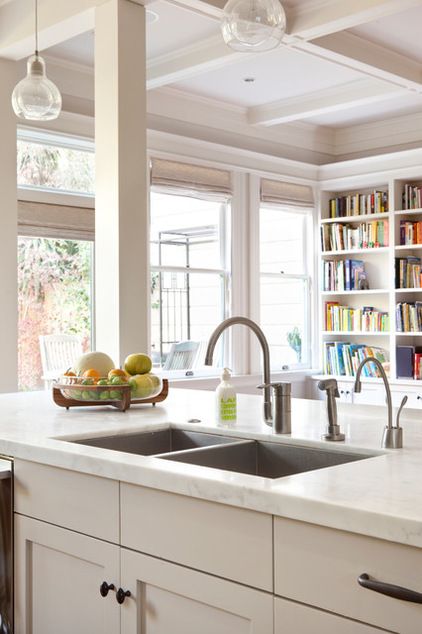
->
17;187;94;209
248;79;405;127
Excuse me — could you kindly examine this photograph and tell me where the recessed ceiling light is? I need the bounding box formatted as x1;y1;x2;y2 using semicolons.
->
243;77;255;83
146;9;159;24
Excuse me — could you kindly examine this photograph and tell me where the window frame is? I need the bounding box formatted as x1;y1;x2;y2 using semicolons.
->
149;188;232;377
259;201;313;371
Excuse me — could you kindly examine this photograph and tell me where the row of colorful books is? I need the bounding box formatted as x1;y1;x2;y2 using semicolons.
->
396;301;422;332
325;302;389;332
402;184;422;210
399;220;422;245
395;256;422;288
328;191;388;218
323;342;387;377
322;259;367;292
321;220;388;252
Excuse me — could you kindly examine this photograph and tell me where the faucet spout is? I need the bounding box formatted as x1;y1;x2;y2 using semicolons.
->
205;316;272;425
354;356;403;449
354;357;393;429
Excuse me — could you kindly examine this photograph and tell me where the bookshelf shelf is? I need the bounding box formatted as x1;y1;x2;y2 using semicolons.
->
395;244;422;251
321;247;389;257
395;288;422;293
321;289;388;296
396;332;422;336
321;212;389;224
395;208;422;216
322;331;389;336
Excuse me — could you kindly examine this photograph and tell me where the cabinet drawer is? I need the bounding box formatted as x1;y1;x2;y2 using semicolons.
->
121;484;272;591
275;597;393;633
14;460;119;543
275;518;421;634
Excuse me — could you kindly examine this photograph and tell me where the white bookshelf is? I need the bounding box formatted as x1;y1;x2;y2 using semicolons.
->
317;174;422;391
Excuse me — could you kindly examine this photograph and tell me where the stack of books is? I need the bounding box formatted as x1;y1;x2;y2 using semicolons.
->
321;220;389;252
325;302;389;332
402;184;422;210
324;342;387;377
329;191;388;218
396;301;422;332
399;220;422;245
395;256;422;288
322;259;367;292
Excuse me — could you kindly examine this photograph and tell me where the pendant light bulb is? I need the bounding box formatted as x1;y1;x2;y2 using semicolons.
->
221;0;286;52
11;0;62;121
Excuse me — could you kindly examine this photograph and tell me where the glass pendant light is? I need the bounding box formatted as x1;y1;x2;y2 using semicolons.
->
221;0;286;52
11;0;62;121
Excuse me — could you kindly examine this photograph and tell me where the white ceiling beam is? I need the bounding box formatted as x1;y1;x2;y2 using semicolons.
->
0;0;101;59
295;32;422;92
147;34;251;89
248;79;406;127
286;0;422;41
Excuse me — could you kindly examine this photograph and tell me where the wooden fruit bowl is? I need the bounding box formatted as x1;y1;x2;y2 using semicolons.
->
53;379;169;412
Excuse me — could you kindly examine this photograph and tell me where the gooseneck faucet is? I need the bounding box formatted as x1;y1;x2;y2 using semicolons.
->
354;356;404;449
205;317;272;425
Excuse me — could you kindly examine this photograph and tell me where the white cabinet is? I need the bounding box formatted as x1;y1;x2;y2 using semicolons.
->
15;514;120;634
15;513;272;634
121;548;273;634
275;597;392;633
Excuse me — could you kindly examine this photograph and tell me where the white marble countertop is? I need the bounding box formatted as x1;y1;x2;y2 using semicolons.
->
1;387;422;547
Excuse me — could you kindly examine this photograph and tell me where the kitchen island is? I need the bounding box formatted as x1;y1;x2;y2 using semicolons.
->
3;388;422;633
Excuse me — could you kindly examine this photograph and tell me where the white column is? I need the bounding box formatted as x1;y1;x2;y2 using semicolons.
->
94;0;149;367
0;60;17;392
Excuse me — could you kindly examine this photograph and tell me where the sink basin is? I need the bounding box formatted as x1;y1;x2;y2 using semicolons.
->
71;427;374;479
73;428;235;456
160;439;372;479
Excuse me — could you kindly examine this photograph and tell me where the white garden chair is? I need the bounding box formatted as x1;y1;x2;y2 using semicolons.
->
39;335;83;389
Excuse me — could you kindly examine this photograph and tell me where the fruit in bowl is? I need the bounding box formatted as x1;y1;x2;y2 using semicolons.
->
72;351;115;377
124;353;152;376
128;373;161;400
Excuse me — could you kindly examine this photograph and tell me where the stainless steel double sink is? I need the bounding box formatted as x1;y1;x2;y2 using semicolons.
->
73;428;373;479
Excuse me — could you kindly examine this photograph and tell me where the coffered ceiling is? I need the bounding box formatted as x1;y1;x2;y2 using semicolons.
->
1;0;422;163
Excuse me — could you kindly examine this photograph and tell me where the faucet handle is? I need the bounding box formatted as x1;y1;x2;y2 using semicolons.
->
257;382;291;395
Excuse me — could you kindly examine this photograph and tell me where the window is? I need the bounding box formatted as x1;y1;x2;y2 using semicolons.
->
259;204;312;370
17;130;96;390
17;130;94;195
150;190;230;373
18;237;94;390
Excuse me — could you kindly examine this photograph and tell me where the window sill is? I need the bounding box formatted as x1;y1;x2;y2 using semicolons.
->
169;368;318;391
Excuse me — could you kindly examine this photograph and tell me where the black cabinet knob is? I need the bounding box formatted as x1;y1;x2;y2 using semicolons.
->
417;396;422;401
116;587;131;604
100;581;115;598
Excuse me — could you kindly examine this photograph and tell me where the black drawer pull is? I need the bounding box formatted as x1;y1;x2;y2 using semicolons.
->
100;581;115;597
116;587;131;604
358;573;422;604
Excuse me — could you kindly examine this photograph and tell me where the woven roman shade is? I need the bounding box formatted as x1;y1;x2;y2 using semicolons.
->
151;158;232;198
261;178;314;208
18;200;95;241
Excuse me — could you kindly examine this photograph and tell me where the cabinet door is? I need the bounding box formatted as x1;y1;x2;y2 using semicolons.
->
275;597;395;633
15;515;120;634
121;548;273;634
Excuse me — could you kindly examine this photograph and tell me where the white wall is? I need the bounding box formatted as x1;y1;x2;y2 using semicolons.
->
0;59;17;393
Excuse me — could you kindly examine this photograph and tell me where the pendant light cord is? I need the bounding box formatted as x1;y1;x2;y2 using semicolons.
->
35;0;38;56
